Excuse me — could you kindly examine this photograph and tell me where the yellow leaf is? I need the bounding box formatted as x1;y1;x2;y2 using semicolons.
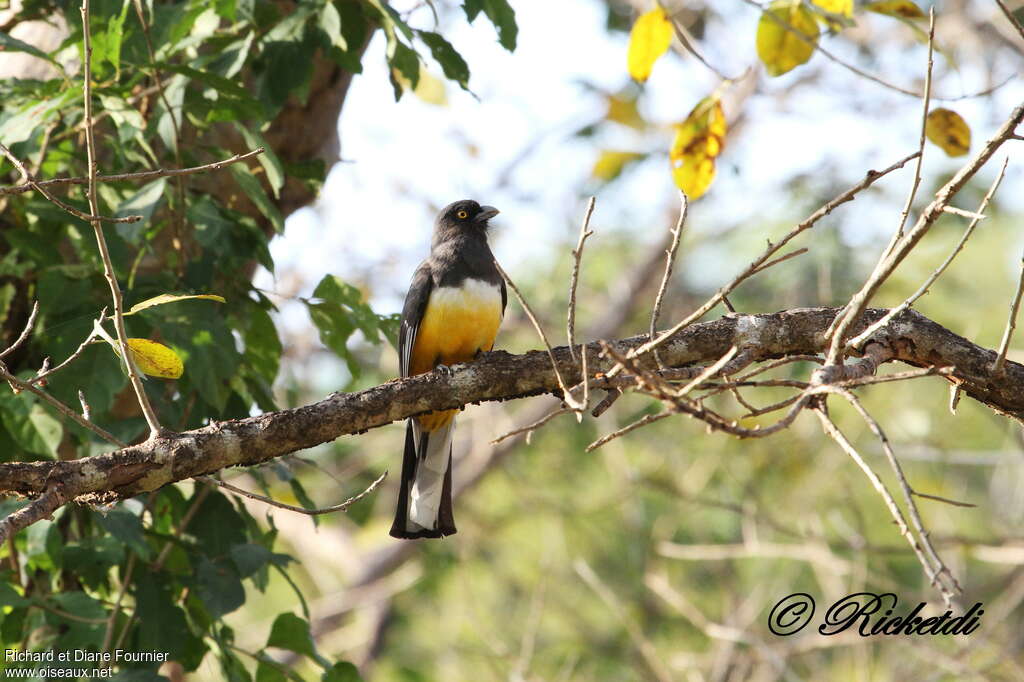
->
606;93;645;130
925;108;971;157
627;6;673;82
756;0;819;77
812;0;852;17
126;293;226;315
414;69;448;106
592;150;644;182
865;0;926;19
669;96;727;200
127;338;184;379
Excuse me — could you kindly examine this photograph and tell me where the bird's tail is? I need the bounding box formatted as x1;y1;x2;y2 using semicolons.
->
389;417;456;539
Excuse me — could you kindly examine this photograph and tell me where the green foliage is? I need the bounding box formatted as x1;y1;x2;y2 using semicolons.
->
0;0;518;678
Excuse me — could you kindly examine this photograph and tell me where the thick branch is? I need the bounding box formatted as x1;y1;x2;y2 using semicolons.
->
1;307;1021;509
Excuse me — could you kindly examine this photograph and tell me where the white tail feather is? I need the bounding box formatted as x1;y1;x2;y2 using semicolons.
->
408;418;455;530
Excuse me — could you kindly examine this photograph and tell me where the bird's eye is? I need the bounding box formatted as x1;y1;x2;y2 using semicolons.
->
457;210;469;219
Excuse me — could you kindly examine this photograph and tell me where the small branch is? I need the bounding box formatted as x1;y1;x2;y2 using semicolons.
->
31;310;108;385
889;8;935;249
813;404;956;605
848;159;1008;350
0;143;142;224
994;251;1024;373
81;0;164;440
832;387;963;598
586;410;673;452
491;406;571;445
615;151;918;372
825;101;1024;364
995;0;1024;43
567;197;596;363
574;559;674;682
668;12;740;81
0;363;126;447
200;470;387;516
650;191;688;368
676;346;739;398
0;487;66;546
0;301;39;360
0;149;265;197
495;259;583;411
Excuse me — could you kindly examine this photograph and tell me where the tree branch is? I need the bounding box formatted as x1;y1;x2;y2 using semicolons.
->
1;306;1022;531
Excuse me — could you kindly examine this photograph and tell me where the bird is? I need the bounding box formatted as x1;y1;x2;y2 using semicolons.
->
390;199;505;539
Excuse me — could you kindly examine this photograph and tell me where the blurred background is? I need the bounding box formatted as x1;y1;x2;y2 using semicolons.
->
231;1;1024;680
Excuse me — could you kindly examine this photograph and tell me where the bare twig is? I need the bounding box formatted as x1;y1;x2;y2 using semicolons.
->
650;191;688;368
0;142;142;224
102;552;137;655
826;101;1024;364
888;9;936;250
676;346;738;398
744;0;999;101
614;151;919;372
587;410;673;452
0;301;39;360
0;487;66;546
994;251;1024;373
813;404;956;605
81;0;164;439
200;471;387;516
834;386;963;597
494;259;582;411
567;197;596;363
0;363;126;447
0;149;265;197
491;406;571;444
849;159;1008;350
995;0;1024;43
574;559;674;682
668;12;740;81
31;310;108;385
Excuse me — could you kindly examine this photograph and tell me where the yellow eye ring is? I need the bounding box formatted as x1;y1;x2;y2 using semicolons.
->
457;210;468;219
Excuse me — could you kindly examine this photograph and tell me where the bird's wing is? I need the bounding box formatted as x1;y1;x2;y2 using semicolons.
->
399;261;434;378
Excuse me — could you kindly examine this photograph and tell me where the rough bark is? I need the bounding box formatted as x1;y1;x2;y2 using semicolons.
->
1;306;1021;505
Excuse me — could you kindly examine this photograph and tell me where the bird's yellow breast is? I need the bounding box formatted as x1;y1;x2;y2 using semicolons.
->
411;279;502;430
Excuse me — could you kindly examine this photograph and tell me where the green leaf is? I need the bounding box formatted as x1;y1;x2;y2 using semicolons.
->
104;0;132;74
95;507;152;559
418;31;470;90
0;581;28;608
115;178;167;242
188;491;248;556
233;123;285;199
463;0;517;50
306;275;387;376
287;477;319;527
229;163;284;232
126;293;227;316
387;38;421;100
321;663;362;682
0;31;58;65
0;395;63;459
266;612;323;663
230;543;273;578
196;556;246;618
242;305;282;383
28;405;62;458
133;570;201;668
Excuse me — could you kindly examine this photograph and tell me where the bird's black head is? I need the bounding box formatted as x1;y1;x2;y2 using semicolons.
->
436;199;500;232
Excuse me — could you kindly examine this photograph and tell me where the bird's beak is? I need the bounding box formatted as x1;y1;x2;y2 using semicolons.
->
475;206;500;223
